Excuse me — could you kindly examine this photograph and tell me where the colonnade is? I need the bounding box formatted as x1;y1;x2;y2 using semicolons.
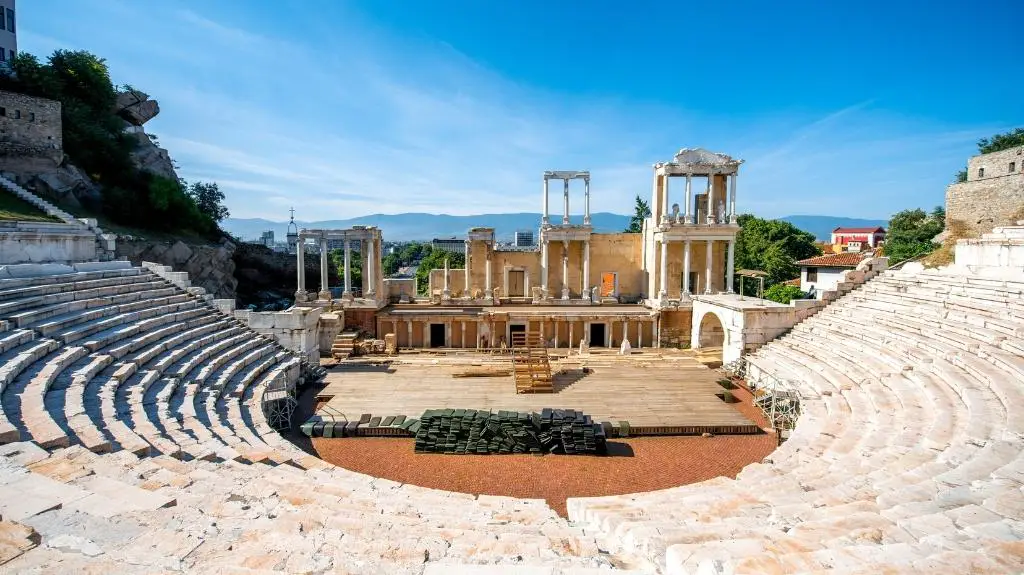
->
378;315;656;349
659;172;739;225
295;233;377;300
542;172;591;227
540;239;592;300
656;237;736;298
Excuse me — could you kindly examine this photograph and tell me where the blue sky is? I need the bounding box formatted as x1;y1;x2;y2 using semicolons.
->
20;0;1024;221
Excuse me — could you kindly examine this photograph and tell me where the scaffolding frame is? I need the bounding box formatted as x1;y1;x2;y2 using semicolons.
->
723;356;801;439
262;372;297;430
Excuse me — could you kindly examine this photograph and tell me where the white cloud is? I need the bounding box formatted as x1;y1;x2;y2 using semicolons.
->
20;1;994;222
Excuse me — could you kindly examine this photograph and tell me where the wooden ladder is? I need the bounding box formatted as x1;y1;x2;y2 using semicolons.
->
510;331;553;393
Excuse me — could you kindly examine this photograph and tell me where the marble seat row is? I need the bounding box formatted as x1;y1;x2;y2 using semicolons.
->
567;267;1024;574
0;262;618;573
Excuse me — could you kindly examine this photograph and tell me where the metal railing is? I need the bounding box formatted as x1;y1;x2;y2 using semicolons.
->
723;356;801;438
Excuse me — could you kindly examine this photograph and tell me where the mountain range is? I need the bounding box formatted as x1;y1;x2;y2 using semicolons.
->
223;213;889;243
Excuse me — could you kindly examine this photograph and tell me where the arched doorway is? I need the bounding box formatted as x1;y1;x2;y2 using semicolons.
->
697;312;725;348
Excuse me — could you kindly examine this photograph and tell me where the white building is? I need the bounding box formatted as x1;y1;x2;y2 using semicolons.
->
431;237;464;254
0;0;15;66
797;252;870;299
514;230;535;247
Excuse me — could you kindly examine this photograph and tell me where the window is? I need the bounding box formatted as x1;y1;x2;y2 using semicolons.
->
0;107;5;117
978;167;985;178
0;9;5;30
1011;162;1017;173
13;110;19;120
7;50;11;62
28;112;34;122
6;8;14;34
806;268;818;282
0;50;5;62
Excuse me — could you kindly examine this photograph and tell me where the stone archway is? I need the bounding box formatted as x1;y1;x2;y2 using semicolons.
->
696;311;726;348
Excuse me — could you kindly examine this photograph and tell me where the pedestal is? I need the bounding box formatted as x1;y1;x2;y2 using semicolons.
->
317;290;332;301
561;287;570;300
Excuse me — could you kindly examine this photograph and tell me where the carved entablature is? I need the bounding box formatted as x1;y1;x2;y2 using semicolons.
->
539;225;593;243
468;228;495;242
655;148;744;176
297;227;382;242
543;170;590;181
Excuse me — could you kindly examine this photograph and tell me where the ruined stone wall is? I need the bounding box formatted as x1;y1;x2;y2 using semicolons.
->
0;91;62;165
966;145;1024;181
946;171;1024;238
117;239;238;298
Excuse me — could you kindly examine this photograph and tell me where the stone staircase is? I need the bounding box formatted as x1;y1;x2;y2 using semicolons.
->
567;265;1024;574
0;174;116;261
331;330;359;359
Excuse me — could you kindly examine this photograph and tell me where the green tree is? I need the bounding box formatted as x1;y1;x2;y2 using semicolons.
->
381;253;400;277
763;284;806;304
884;207;945;262
977;128;1024;154
733;214;820;292
329;248;363;291
187;181;229;222
624;195;651;233
415;250;465;295
954;169;967;183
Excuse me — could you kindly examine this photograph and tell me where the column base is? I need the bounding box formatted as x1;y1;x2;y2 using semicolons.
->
295;290;308;303
729;215;738;224
583;217;591;225
317;290;332;301
680;291;692;302
561;287;570;300
582;288;591;301
484;289;493;299
342;291;354;302
441;289;451;301
541;288;549;300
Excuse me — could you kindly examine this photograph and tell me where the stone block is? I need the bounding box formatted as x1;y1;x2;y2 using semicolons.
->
71;261;133;273
0;263;75;279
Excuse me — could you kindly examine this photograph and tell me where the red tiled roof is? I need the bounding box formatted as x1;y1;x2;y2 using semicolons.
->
783;278;801;287
796;252;869;267
832;227;885;234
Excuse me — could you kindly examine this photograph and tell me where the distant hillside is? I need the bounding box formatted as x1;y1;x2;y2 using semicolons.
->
224;212;887;243
778;215;889;241
223;212;632;242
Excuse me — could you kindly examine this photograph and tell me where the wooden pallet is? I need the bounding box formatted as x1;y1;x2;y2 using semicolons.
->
332;331;360;359
510;331;553;393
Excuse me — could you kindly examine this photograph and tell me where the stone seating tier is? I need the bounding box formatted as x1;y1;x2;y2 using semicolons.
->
0;261;1022;572
0;262;616;573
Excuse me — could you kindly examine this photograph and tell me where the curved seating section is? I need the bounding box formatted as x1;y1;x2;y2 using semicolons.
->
0;262;611;573
567;267;1024;574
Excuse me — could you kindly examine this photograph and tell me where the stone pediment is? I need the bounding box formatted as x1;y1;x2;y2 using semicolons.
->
669;148;742;169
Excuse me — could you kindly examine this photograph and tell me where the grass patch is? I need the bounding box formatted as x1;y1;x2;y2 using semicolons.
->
922;219;973;268
0;191;63;223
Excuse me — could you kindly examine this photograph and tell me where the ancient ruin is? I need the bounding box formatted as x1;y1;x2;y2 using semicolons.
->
0;141;1020;573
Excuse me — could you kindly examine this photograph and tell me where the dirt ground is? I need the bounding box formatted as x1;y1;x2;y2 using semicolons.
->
308;383;776;517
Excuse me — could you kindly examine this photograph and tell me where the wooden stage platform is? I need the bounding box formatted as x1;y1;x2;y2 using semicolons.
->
315;351;762;435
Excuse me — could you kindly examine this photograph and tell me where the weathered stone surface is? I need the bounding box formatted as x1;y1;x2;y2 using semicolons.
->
128;131;177;181
117;239;238;298
946;145;1024;237
114;90;160;126
0;91;63;166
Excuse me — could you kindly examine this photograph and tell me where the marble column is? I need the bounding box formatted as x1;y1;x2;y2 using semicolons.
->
542;178;550;226
295;239;306;300
343;239;352;295
445;320;452;347
659;239;668;299
661;174;670;225
683;239;692;295
541;239;549;298
461;321;466;348
705;240;713;294
582;240;591;300
706;173;716;224
569;322;575;349
729;172;738;224
583;177;591;225
685;174;694;224
464;240;470;293
727;239;736;293
562;179;570;225
484;246;493;299
442;257;451;299
638;320;643;348
540;319;545;342
407;320;412;349
561;241;570;300
317;237;330;299
366;236;376;296
424;320;431;348
656;316;661;348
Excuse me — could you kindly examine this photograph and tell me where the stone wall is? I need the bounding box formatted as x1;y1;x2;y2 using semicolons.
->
117;239;238;298
0;221;96;264
947;145;1024;237
0;91;62;165
245;306;321;363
